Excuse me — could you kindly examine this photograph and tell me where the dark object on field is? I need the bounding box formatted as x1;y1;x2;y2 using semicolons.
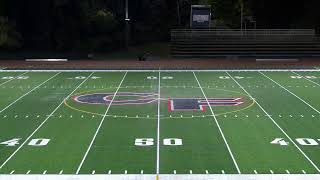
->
138;52;151;61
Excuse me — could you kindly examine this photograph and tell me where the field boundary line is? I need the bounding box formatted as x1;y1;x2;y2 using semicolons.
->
156;71;161;176
291;71;320;87
0;71;29;87
76;72;128;174
0;72;61;115
0;72;94;169
226;72;320;172
1;69;320;73
259;72;320;115
193;71;241;174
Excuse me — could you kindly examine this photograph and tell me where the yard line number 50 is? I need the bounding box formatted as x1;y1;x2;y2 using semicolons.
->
135;138;182;146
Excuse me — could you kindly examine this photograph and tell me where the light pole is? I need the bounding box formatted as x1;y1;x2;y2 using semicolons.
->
125;0;130;50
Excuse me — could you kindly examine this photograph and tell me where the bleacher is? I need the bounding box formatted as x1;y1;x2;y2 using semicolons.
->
171;29;320;57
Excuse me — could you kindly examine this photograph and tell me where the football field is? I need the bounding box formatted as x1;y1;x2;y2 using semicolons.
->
0;69;320;178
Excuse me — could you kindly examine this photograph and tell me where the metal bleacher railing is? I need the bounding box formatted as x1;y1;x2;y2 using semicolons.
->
171;29;320;57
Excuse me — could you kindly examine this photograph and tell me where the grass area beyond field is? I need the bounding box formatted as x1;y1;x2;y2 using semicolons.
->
0;70;319;176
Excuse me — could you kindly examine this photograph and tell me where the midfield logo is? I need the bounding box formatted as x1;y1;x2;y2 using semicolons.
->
73;92;243;112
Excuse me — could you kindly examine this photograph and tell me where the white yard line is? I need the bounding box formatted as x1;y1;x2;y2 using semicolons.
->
259;72;320;115
0;72;94;169
0;71;29;87
0;72;61;115
156;71;161;175
193;72;241;174
76;72;128;174
226;72;320;172
291;71;320;87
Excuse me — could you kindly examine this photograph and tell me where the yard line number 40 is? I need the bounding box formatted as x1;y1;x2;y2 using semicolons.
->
271;138;320;146
0;138;50;147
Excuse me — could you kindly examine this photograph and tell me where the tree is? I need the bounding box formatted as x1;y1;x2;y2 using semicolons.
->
0;17;22;49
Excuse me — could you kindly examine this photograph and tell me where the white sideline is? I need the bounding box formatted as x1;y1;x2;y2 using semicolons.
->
1;69;320;73
226;72;320;172
1;174;320;180
0;72;61;115
0;72;94;169
193;72;241;174
156;71;161;175
76;72;128;174
0;71;29;87
291;71;320;87
259;72;320;115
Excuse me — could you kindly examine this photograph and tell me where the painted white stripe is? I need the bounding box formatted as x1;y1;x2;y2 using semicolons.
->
254;170;258;174
286;170;290;174
0;71;28;87
0;72;60;115
92;170;95;174
108;170;111;174
260;72;320;115
140;170;144;174
189;170;193;174
10;170;15;174
205;170;209;174
1;69;320;73
193;72;241;174
43;170;47;174
173;170;176;174
76;72;128;174
156;71;161;175
227;72;320;172
270;170;274;174
291;71;320;87
0;72;94;169
302;170;306;174
124;170;127;174
222;170;225;174
26;170;31;174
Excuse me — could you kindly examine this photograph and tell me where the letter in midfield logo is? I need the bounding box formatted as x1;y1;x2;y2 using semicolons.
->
73;92;243;112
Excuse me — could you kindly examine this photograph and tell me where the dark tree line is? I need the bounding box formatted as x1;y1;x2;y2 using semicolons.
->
0;0;319;51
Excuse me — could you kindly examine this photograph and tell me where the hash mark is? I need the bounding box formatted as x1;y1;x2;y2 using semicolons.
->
302;170;306;174
254;170;258;174
108;170;111;174
140;170;144;174
286;170;290;174
205;170;209;174
173;170;176;174
125;170;127;174
221;170;225;174
270;170;274;174
189;170;192;174
26;170;31;174
92;170;95;174
10;170;15;174
43;170;47;174
59;170;63;174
